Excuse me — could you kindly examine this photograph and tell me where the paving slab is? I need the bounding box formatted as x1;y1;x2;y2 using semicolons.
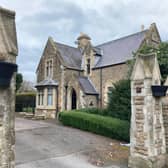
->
15;117;128;168
15;117;52;131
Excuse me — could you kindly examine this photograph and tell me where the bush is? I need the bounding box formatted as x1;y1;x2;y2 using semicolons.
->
15;92;36;112
107;79;131;121
59;111;130;142
77;108;108;116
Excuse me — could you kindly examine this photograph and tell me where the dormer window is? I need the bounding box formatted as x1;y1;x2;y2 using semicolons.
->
87;58;91;75
45;59;53;78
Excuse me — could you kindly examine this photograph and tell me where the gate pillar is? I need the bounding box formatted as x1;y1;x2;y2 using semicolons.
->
162;77;168;153
129;53;167;168
0;7;18;168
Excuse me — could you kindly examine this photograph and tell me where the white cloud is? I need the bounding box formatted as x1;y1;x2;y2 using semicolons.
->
1;0;168;81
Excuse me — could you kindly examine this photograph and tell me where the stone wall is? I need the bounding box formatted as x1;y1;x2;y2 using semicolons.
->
78;91;98;109
37;37;59;82
91;63;128;108
65;70;81;111
162;96;168;153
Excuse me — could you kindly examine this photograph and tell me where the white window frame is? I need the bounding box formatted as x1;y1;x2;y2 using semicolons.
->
47;87;53;106
38;89;44;106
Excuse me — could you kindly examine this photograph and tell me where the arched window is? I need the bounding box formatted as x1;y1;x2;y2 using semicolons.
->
45;59;53;78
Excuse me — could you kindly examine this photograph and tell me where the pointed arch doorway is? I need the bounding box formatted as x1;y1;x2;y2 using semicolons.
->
71;88;77;109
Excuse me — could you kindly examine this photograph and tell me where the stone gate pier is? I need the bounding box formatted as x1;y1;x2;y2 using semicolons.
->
162;77;168;154
129;53;168;168
0;7;18;168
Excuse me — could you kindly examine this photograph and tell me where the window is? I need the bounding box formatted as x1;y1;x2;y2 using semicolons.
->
47;88;53;106
46;59;53;77
38;89;44;106
86;58;91;75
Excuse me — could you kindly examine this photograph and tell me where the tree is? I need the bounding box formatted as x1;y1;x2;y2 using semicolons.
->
107;79;131;121
127;42;168;82
16;73;23;92
157;42;168;81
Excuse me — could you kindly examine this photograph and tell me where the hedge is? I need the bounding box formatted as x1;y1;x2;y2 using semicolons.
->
77;108;108;116
15;92;36;112
77;107;130;121
59;111;130;142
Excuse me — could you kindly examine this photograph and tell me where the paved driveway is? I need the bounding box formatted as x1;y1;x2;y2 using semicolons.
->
15;117;128;168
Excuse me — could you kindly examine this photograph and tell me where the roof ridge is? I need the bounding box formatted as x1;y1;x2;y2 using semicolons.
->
96;29;148;47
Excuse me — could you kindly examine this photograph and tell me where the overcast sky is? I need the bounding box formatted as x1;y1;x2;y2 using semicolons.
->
1;0;168;82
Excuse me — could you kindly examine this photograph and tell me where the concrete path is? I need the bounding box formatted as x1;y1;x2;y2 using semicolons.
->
15;117;128;168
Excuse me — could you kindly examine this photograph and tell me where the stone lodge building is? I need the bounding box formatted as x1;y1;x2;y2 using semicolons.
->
35;23;161;119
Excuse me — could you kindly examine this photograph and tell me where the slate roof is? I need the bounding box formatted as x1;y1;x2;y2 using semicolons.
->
55;42;82;70
35;79;59;87
93;47;102;56
55;30;147;70
94;30;148;68
78;77;98;95
37;29;148;74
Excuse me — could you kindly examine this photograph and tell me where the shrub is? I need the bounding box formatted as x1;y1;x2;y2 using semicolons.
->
77;108;108;116
59;111;130;142
107;79;131;121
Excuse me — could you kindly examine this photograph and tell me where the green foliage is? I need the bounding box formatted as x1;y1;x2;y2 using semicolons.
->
22;107;34;113
126;58;136;79
15;92;36;112
157;42;168;81
127;42;168;82
77;108;108;116
16;73;23;92
107;79;131;121
16;92;36;97
59;111;130;142
138;45;157;54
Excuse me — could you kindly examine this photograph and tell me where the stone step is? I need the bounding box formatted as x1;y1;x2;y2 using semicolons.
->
24;113;34;119
34;115;45;120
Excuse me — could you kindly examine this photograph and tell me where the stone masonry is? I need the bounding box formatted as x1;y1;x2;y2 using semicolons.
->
0;7;18;168
36;23;161;118
162;78;168;153
129;53;167;168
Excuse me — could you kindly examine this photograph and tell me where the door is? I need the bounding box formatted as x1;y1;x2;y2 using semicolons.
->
71;89;77;109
